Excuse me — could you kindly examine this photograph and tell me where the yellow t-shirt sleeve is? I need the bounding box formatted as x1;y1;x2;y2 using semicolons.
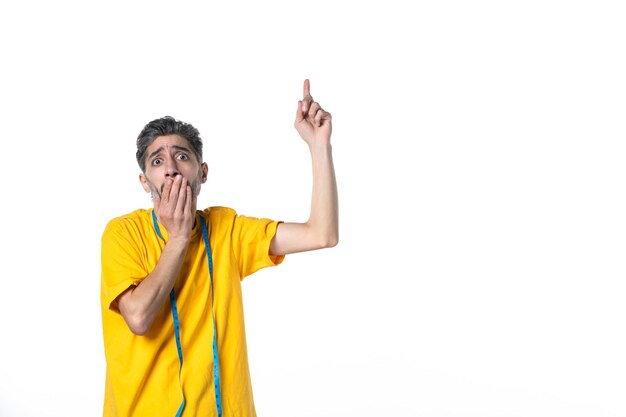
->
229;211;285;279
101;217;149;310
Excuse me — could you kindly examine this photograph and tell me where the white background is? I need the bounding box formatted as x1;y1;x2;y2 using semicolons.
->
1;1;625;416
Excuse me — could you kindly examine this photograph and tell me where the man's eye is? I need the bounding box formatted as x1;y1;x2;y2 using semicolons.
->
177;154;189;160
152;158;162;166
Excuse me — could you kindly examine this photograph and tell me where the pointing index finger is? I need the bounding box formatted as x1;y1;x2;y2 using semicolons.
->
303;79;310;98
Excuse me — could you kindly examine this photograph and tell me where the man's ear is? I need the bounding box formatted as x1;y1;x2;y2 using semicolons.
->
139;173;152;193
201;162;209;183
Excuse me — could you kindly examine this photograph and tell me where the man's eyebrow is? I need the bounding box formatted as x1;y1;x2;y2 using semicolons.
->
147;145;192;160
172;145;192;153
148;147;164;160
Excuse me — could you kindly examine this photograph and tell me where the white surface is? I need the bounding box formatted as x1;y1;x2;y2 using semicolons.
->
0;1;624;416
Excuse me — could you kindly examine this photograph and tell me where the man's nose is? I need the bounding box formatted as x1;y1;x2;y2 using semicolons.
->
164;157;180;177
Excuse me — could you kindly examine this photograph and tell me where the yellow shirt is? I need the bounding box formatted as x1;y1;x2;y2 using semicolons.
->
100;207;284;417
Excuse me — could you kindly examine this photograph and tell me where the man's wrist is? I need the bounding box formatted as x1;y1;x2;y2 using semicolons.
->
309;141;332;156
165;236;191;249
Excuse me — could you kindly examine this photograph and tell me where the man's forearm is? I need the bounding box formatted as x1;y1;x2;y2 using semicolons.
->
117;238;190;335
308;142;339;247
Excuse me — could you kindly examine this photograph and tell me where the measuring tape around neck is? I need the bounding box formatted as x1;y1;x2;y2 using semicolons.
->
151;209;223;417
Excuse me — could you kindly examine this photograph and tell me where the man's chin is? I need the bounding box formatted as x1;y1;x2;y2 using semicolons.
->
151;181;200;200
153;190;201;204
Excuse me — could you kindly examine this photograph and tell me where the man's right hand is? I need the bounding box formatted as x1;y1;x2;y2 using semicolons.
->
117;174;194;335
153;175;194;243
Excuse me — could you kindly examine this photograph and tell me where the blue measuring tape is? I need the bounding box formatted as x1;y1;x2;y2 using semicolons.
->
152;209;223;417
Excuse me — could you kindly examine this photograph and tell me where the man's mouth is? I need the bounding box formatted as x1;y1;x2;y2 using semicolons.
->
160;175;182;194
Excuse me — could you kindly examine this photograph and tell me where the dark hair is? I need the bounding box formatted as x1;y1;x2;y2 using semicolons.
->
136;116;203;172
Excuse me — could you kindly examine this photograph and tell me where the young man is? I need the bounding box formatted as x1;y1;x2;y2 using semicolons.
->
100;79;338;416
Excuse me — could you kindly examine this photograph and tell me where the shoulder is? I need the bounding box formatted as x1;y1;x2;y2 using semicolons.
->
199;206;275;235
200;206;276;227
103;209;152;239
202;206;237;218
199;206;238;226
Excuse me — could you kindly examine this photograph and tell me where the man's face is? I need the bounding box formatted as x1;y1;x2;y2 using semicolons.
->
139;134;208;202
